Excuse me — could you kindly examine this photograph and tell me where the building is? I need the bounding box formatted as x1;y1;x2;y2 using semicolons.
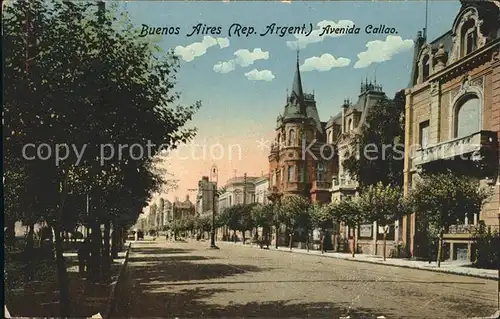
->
195;176;217;218
218;174;258;212
163;199;173;225
403;0;500;260
326;80;392;255
217;174;258;240
172;195;195;220
268;55;338;205
254;175;270;205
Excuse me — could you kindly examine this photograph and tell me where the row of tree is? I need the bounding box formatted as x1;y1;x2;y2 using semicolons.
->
187;173;488;264
4;1;198;316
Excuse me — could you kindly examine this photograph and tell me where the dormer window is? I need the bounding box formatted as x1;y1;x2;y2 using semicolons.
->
422;55;430;81
465;30;476;55
348;118;353;131
460;19;476;57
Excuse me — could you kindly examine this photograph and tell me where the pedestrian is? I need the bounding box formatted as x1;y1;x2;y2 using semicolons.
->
166;233;169;241
319;230;325;254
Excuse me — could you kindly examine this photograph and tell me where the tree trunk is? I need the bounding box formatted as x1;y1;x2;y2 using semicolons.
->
242;231;246;244
111;225;118;259
89;220;101;282
24;222;36;281
437;230;444;268
383;230;387;261
52;223;73;317
275;226;279;249
289;233;293;251
102;220;111;281
352;226;356;258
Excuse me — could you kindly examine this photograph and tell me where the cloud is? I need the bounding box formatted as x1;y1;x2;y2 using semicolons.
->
354;35;414;68
213;60;236;73
244;69;275;81
300;54;351;72
286;20;354;50
213;48;269;74
174;36;230;62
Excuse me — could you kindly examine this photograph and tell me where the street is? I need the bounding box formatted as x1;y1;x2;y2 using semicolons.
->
125;239;498;318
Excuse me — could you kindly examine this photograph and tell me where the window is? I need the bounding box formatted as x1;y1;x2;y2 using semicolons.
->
316;162;325;181
288;129;296;146
298;165;305;182
419;120;429;148
422;55;430;81
455;94;480;138
347;118;353;131
460;20;476;57
466;31;476;55
328;130;333;143
287;166;295;182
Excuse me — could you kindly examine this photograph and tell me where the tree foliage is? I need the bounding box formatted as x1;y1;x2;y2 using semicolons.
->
408;171;490;232
343;90;405;188
359;182;407;227
3;0;200;315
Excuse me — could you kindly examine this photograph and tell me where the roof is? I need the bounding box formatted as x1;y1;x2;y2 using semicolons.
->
281;54;323;134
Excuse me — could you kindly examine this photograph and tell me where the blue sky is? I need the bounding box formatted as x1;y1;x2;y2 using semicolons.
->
120;1;462;202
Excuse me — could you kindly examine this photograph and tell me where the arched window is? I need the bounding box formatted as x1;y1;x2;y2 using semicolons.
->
277;133;281;147
454;94;480;138
422;55;430;81
328;130;333;143
288;129;296;146
460;19;476;57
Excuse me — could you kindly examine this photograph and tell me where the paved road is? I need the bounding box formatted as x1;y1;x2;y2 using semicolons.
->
125;239;498;318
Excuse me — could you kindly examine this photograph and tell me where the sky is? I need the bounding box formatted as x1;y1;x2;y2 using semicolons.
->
120;1;462;208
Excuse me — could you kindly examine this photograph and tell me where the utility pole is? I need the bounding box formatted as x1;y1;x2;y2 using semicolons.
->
243;173;247;205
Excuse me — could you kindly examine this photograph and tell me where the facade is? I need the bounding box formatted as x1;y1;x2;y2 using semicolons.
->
172;195;196;220
163;199;173;225
268;56;338;205
217;174;258;240
328;81;387;203
254;175;270;205
403;0;500;260
326;81;396;256
195;176;217;218
218;174;258;213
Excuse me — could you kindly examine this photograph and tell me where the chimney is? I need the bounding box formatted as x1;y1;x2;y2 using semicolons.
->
185;195;189;202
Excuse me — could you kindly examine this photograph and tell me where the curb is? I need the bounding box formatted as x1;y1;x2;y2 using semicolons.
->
104;242;132;319
218;241;498;281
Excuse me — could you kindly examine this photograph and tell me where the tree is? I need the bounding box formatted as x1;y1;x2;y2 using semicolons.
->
329;199;367;257
409;171;490;267
343;90;405;188
3;0;199;315
281;195;310;250
359;182;407;261
251;203;274;248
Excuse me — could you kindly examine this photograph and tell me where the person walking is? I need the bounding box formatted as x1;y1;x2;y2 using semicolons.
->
319;230;325;254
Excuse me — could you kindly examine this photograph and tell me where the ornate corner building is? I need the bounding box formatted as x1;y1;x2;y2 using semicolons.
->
268;56;338;204
403;0;500;260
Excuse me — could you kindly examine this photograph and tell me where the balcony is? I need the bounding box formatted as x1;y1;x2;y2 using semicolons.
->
412;131;497;167
331;177;358;192
311;181;332;191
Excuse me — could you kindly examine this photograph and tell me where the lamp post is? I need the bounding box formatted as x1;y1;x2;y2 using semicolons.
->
210;165;219;249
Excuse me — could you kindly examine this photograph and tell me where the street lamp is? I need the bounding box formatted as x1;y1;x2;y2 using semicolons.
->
210;165;219;249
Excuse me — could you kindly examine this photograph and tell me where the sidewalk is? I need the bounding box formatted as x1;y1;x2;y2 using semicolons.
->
218;241;499;280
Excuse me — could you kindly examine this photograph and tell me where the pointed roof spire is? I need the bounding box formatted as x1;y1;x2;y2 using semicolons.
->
291;49;304;103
